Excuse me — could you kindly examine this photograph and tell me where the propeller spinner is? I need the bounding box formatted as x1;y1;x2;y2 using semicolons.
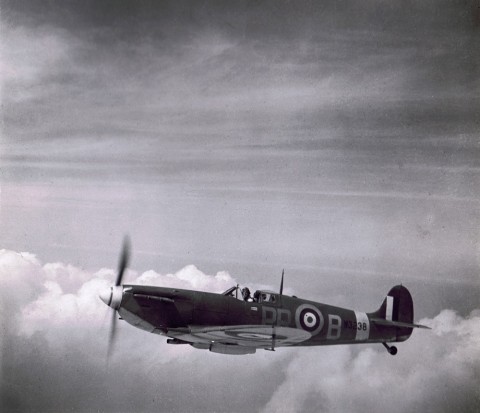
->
99;236;130;359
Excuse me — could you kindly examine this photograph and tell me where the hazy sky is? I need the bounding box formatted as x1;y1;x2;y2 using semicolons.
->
1;1;479;412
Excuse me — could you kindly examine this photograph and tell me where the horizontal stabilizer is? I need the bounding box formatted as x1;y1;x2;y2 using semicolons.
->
371;318;431;329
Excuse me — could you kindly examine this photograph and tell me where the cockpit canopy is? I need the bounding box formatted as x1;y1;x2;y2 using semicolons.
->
254;291;277;303
221;285;243;300
222;285;278;303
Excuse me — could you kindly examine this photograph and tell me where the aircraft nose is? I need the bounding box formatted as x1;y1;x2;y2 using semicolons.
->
99;286;123;309
99;287;112;306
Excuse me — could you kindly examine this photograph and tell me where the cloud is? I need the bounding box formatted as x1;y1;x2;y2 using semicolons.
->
1;248;285;412
135;264;235;292
1;2;478;410
4;0;477;147
0;249;45;311
1;24;77;102
1;248;479;412
8;251;236;347
261;310;480;413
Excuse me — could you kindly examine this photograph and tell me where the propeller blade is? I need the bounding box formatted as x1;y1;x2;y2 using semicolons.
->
115;236;130;286
106;237;130;362
107;309;118;360
280;269;284;295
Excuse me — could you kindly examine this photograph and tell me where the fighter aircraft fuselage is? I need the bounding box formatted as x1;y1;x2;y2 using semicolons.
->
99;239;429;356
113;284;416;351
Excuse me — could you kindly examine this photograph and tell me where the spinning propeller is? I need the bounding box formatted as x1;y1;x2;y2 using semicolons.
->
99;236;130;359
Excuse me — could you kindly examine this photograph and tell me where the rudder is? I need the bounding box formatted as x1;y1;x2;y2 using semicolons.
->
371;285;414;342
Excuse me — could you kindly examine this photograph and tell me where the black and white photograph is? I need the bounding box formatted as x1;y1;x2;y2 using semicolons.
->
1;1;479;412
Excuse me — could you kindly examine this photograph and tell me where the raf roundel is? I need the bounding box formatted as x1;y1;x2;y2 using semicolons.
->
295;304;324;335
303;311;317;328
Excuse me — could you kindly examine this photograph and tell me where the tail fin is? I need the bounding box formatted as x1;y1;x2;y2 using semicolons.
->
369;285;430;342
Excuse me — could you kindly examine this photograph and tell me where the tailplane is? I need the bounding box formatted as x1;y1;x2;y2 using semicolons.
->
369;285;430;342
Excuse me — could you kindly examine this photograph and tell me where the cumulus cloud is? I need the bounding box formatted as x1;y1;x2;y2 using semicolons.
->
262;310;480;413
1;248;479;412
134;264;235;292
0;248;281;412
0;250;44;306
0;250;235;347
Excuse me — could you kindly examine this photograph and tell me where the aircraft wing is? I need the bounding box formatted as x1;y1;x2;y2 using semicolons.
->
168;325;312;349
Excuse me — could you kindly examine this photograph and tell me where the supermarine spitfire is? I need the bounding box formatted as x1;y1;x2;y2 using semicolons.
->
100;238;430;357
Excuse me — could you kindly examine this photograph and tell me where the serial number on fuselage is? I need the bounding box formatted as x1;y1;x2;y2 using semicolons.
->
344;320;367;331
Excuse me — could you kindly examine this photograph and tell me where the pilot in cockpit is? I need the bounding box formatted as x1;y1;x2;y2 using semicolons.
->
242;287;252;302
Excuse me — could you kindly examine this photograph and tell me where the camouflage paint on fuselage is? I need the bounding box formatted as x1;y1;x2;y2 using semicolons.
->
118;284;413;347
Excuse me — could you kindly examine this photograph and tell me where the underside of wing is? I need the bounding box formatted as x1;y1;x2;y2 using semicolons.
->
167;325;311;352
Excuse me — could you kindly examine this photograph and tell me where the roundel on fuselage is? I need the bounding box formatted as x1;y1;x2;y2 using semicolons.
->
295;304;324;335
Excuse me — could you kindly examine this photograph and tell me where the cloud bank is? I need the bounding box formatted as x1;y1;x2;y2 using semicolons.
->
1;248;479;412
262;309;480;413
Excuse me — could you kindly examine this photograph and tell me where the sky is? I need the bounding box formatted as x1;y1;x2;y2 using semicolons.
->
1;0;479;412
